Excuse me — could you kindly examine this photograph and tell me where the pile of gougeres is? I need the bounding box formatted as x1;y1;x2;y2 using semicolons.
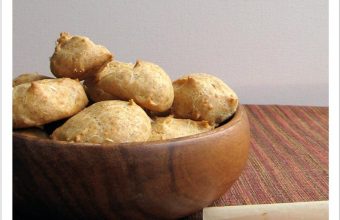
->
13;32;239;144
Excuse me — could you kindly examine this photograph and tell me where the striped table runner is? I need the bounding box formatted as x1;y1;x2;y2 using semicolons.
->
185;105;328;220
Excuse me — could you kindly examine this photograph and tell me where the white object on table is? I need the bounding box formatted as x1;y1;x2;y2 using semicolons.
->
203;201;328;220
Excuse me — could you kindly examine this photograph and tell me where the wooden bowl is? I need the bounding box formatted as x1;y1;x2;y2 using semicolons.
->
13;105;250;220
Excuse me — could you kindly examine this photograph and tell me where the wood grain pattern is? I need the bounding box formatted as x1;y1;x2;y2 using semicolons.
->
13;105;250;220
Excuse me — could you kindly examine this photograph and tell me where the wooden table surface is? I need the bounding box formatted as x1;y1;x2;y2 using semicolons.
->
185;105;329;220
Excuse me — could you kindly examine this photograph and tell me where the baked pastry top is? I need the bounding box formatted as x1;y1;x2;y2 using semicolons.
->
13;72;52;87
51;100;152;144
13;78;88;128
172;73;238;126
85;60;174;112
50;32;112;80
149;116;213;141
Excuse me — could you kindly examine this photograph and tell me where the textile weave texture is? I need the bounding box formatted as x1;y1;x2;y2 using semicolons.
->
185;105;329;220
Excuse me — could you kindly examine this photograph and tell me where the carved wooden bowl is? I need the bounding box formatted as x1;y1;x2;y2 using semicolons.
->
13;105;250;220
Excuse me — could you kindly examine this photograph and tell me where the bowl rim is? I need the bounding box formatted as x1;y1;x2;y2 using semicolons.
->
13;105;246;148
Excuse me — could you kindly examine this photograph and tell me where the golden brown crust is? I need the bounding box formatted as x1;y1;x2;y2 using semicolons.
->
51;100;152;144
13;73;52;87
50;32;113;80
172;73;238;126
13;78;89;128
83;78;118;102
86;60;174;112
149;116;213;141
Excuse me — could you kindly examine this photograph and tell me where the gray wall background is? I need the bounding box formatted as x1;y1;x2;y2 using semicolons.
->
13;0;328;106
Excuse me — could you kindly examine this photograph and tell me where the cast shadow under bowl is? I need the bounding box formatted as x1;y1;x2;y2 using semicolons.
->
13;105;250;220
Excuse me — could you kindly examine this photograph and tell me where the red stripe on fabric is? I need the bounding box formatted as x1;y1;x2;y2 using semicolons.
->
184;105;328;220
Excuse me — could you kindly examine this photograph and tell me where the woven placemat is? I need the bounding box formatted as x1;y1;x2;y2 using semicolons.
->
184;105;329;220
